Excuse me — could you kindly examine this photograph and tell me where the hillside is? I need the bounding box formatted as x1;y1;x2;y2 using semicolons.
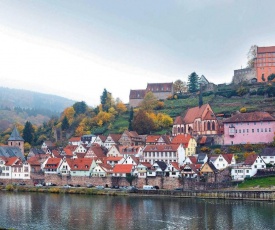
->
0;87;75;131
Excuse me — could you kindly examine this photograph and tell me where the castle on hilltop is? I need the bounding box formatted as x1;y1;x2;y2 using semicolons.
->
129;82;173;107
233;46;275;84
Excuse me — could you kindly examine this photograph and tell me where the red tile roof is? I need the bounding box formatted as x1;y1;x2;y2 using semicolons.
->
173;116;184;125
170;162;180;171
69;137;81;142
146;82;173;92
113;164;133;173
108;134;122;143
146;135;161;143
222;154;234;164
183;104;215;124
140;162;152;169
188;156;197;164
5;157;19;166
68;158;93;171
244;154;258;165
106;157;123;161
118;146;141;155
224;112;275;123
44;158;62;169
171;134;192;145
129;89;146;99
97;135;107;142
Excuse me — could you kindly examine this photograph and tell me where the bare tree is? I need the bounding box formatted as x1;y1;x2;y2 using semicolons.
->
247;45;257;68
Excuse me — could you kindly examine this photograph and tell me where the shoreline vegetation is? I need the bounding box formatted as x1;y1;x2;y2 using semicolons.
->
1;184;275;201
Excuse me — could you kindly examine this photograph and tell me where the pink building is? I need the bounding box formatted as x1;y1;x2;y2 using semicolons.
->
223;112;275;145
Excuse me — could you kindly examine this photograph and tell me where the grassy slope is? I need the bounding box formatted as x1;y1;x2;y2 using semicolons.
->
238;176;275;189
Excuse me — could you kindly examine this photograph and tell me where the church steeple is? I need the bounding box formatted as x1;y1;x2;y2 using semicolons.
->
8;126;24;154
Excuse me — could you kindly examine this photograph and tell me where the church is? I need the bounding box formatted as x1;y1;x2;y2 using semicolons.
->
172;103;221;136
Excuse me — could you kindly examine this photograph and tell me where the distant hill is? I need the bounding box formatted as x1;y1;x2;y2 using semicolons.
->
0;87;75;131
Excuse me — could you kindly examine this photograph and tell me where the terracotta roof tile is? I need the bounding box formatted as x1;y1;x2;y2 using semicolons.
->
244;154;258;165
69;137;81;142
68;158;92;171
5;157;19;166
113;164;133;173
171;134;192;144
224;112;275;123
146;135;161;143
129;89;147;99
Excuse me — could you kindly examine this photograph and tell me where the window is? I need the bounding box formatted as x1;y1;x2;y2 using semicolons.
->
239;129;241;133
247;129;249;133
252;129;254;133
257;129;259;132
243;129;245;133
265;128;267;132
269;128;272;132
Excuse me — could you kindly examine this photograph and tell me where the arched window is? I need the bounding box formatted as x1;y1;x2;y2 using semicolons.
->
207;121;211;130
181;127;184;133
212;121;215;130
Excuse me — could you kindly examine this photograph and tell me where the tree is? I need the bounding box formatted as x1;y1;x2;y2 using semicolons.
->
132;109;155;134
139;91;158;111
73;101;87;116
100;88;108;106
187;72;199;93
61;116;69;130
247;45;257;68
128;107;134;131
173;79;186;94
100;89;114;112
22;121;34;144
63;107;75;124
116;102;127;115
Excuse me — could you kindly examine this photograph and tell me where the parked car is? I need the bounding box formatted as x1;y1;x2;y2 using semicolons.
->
19;182;26;186
0;182;4;185
35;184;43;187
174;188;183;192
96;185;104;190
143;185;156;190
63;184;71;188
74;184;81;187
86;184;94;188
127;186;139;193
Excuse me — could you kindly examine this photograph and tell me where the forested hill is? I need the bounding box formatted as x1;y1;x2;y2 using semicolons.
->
0;87;75;131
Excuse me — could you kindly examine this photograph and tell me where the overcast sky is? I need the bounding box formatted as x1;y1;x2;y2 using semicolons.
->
0;0;275;106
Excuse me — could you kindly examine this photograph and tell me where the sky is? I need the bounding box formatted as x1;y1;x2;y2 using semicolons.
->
0;0;275;106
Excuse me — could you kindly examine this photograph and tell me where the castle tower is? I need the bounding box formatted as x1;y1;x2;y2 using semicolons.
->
8;126;24;154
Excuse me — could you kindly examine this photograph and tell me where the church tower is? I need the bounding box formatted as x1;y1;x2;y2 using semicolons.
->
8;127;24;154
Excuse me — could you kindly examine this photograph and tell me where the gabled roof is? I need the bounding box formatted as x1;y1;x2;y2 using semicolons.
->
143;144;180;152
0;146;25;160
244;154;258;165
27;156;42;166
88;145;106;158
106;157;123;162
170;162;180;171
224;111;275;123
96;135;107;142
173;116;184;125
183;104;212;124
5;157;19;166
146;135;161;143
113;164;133;173
107;134;122;143
68;158;92;171
8;127;24;141
146;82;173;92
119;146;142;155
98;163;113;172
153;161;167;171
44;158;62;169
69;136;81;142
197;153;207;163
140;162;152;169
222;154;234;164
171;134;192;145
129;89;146;99
188;156;197;164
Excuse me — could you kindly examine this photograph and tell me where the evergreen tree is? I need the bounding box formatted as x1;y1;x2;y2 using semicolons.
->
73;101;87;115
187;72;199;93
22;121;34;144
61;116;70;130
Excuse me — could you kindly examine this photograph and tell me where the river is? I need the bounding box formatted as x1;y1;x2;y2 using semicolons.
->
0;192;275;230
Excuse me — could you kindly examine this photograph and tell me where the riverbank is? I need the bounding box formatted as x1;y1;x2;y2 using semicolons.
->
1;184;275;201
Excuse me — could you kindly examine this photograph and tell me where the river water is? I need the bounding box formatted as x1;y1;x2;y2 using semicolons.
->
0;192;275;230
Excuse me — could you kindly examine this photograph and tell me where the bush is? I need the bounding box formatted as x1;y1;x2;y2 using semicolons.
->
240;107;247;113
6;184;14;191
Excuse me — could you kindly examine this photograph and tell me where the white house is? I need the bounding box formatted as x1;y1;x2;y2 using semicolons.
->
231;155;266;181
260;148;275;164
142;144;185;165
165;162;181;178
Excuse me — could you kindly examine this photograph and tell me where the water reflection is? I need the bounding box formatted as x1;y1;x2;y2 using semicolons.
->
0;193;275;230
